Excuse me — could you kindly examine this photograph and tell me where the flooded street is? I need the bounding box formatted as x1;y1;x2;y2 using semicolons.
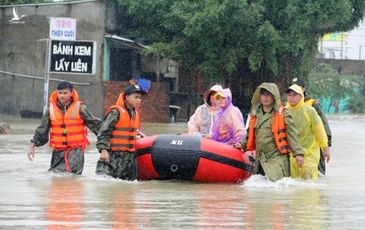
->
0;115;365;229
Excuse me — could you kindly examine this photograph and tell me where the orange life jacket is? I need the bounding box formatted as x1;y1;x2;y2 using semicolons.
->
246;107;290;154
305;98;316;106
110;93;140;152
49;89;89;149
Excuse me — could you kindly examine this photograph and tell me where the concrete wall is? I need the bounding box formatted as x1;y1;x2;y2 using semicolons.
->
0;1;105;117
317;58;365;75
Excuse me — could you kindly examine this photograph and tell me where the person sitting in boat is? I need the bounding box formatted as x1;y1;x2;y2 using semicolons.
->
286;84;330;180
206;88;246;145
187;84;223;137
234;83;304;182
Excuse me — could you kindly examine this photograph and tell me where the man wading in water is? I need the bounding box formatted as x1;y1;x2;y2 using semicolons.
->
27;81;101;175
95;84;142;181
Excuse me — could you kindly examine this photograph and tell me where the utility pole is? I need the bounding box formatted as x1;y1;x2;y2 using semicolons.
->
359;45;363;60
340;33;344;60
43;38;50;115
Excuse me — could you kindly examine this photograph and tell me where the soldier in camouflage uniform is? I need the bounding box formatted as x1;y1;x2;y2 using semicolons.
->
27;81;101;175
95;84;142;181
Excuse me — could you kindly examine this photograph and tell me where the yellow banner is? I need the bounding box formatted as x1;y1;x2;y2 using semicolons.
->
321;32;348;41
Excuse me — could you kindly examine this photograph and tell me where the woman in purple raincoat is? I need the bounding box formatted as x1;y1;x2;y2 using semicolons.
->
207;88;246;145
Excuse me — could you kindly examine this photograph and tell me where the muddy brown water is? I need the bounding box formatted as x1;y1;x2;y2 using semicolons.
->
0;115;364;229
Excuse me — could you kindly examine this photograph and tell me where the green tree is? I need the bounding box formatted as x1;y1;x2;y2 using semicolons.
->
120;0;264;81
117;0;365;113
307;63;365;113
118;0;365;80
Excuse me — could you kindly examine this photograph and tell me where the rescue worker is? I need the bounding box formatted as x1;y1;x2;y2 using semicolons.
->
207;88;246;145
95;84;142;180
187;84;223;137
27;81;101;175
286;84;330;180
291;78;332;175
235;83;304;182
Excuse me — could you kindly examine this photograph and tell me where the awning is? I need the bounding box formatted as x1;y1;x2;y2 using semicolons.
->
105;34;148;50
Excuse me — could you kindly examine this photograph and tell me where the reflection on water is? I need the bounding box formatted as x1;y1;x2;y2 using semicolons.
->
288;188;326;230
242;178;328;230
0;116;365;229
46;177;85;230
93;180;138;230
193;183;249;229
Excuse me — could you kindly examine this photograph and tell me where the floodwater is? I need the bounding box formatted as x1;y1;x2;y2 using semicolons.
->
0;115;364;229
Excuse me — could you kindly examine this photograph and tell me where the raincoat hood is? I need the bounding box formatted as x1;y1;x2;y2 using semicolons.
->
203;84;223;106
251;83;281;114
215;88;232;110
211;88;245;145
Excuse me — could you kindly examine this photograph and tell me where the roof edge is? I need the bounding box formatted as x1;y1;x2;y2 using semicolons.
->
0;0;100;8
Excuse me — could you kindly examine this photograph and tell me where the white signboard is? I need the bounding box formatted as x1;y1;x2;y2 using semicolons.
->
49;17;76;40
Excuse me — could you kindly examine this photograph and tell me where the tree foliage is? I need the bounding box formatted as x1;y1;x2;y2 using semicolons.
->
307;63;365;113
118;0;365;82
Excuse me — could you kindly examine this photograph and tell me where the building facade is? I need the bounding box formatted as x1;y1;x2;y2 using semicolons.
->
0;0;176;122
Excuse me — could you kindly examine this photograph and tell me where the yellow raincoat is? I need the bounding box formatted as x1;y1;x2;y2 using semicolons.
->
286;85;328;180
